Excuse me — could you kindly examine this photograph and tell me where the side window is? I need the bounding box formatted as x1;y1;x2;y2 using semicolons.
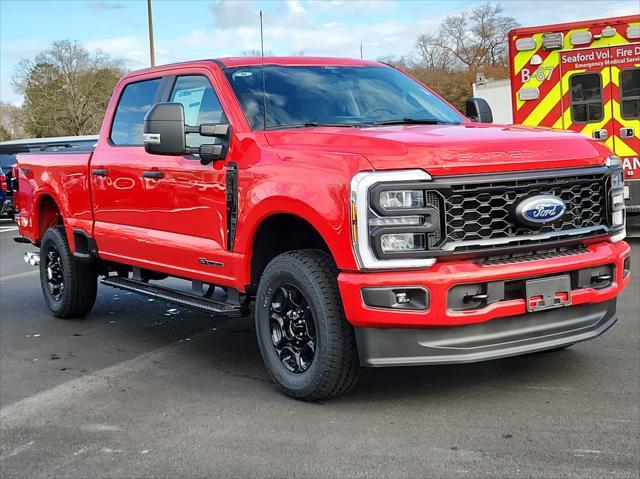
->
620;68;640;120
170;75;227;148
110;78;162;145
569;73;603;123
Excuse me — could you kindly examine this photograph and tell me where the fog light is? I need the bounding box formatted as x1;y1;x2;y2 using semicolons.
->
380;233;425;253
362;287;429;310
396;292;410;304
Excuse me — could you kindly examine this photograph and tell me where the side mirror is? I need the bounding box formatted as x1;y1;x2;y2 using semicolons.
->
143;103;231;164
465;97;493;123
143;103;187;155
191;123;230;165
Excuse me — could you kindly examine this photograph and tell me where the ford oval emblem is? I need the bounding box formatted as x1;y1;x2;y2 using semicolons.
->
515;195;566;226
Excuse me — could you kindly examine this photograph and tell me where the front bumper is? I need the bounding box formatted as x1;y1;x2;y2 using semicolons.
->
356;299;617;366
338;240;630;328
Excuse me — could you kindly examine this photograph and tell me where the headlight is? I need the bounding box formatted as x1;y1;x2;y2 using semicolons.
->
605;155;622;168
380;233;425;253
369;216;423;226
611;171;624;189
607;156;625;238
379;190;424;209
350;170;439;270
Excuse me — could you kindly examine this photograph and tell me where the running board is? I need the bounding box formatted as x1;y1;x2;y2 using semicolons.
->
100;277;243;317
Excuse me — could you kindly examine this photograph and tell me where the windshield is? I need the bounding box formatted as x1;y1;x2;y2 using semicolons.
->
224;65;463;130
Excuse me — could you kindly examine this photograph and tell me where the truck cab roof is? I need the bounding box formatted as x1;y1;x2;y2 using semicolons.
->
122;57;385;80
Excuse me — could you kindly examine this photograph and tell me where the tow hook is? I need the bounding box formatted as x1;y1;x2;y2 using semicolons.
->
24;251;40;266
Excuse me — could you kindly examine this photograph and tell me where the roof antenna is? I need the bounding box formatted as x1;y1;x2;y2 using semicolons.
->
260;10;268;130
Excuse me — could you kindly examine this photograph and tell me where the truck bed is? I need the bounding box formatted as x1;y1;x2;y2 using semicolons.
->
16;150;94;243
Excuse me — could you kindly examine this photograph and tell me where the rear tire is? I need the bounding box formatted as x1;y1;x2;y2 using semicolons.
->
39;226;97;319
255;250;360;400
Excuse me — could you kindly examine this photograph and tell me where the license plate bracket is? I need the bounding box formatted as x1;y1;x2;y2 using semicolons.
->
525;275;572;313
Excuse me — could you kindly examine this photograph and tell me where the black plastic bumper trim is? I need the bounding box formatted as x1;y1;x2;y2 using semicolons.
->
355;299;617;367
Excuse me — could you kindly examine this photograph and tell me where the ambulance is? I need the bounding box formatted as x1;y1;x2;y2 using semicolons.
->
509;15;640;213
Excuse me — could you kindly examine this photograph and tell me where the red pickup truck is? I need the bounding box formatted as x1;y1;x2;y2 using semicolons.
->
13;57;631;400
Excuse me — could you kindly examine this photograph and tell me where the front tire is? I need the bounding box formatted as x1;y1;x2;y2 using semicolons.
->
39;226;97;319
255;250;360;400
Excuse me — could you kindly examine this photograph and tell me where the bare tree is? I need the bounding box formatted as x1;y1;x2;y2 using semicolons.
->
415;34;453;70
12;40;125;137
414;3;518;71
242;49;274;57
0;101;26;140
376;55;411;69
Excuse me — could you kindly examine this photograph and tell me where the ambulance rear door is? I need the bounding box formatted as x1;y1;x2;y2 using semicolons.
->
559;46;615;152
610;43;640;209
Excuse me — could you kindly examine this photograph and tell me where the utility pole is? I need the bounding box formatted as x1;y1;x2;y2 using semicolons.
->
147;0;156;67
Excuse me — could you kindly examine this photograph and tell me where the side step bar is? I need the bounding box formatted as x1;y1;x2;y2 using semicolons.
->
100;276;243;317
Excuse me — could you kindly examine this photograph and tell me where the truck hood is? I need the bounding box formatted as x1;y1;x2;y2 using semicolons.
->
264;123;610;176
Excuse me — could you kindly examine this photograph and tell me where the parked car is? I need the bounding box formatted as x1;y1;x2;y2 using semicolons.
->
0;136;98;218
12;58;630;400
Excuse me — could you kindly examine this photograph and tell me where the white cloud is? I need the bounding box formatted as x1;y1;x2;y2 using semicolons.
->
85;36;176;69
286;0;306;16
307;0;398;13
85;1;124;10
209;0;260;29
3;0;637;106
500;0;638;25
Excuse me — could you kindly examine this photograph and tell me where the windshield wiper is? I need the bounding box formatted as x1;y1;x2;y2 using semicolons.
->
266;122;359;130
369;118;454;126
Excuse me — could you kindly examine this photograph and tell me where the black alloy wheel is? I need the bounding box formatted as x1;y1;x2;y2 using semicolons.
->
39;226;98;319
255;250;360;400
269;284;317;373
44;243;65;301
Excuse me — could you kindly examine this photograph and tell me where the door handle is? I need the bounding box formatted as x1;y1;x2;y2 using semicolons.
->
143;171;164;179
92;169;109;177
620;127;634;139
592;129;608;141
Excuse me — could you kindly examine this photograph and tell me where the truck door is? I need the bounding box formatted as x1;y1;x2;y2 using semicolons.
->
559;47;615;151
90;76;166;260
609;43;640;209
141;72;234;282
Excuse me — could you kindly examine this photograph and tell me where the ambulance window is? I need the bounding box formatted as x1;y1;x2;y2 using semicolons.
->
569;73;603;123
620;68;640;120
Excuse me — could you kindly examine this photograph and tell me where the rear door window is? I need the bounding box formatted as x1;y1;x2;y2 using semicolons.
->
569;73;603;123
111;78;162;145
620;68;640;120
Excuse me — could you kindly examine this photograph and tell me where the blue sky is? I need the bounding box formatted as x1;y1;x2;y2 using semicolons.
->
1;0;637;105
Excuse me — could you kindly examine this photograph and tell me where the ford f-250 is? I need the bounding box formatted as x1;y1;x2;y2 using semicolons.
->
13;57;631;400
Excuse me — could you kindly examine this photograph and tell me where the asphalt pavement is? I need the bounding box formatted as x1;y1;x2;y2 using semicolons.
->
0;217;638;478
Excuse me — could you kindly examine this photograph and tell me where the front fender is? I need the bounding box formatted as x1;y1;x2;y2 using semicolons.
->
234;150;372;273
